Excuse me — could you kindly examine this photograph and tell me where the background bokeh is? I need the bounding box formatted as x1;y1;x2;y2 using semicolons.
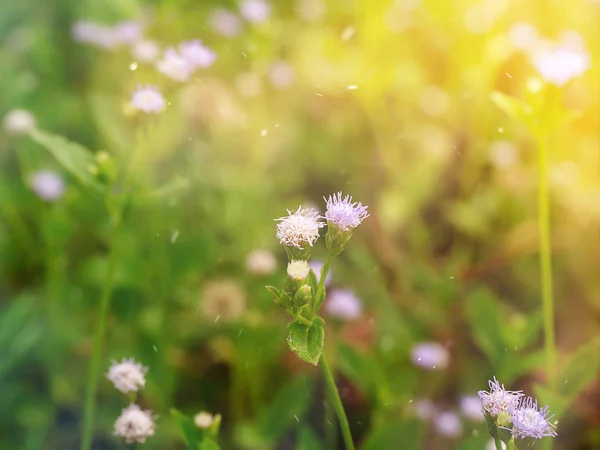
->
1;0;599;449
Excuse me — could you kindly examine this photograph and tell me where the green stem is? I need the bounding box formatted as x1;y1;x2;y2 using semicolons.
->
312;253;334;317
294;314;313;326
81;226;119;450
321;354;355;450
537;134;556;385
494;438;504;450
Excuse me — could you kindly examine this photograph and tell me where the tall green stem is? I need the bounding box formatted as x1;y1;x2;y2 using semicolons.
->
321;354;355;450
537;135;556;385
312;252;333;317
81;226;119;450
494;438;504;450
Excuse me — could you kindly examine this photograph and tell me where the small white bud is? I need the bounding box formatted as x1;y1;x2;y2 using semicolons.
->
287;260;310;281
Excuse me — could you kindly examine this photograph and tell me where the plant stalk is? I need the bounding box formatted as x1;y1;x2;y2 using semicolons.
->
312;252;333;317
321;354;355;450
81;227;119;450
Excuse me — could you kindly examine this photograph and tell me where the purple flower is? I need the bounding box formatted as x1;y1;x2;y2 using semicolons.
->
29;171;65;202
113;21;143;44
460;395;485;422
412;399;437;421
131;40;160;62
209;9;243;37
324;192;369;231
156;48;194;82
434;411;462;438
411;342;449;370
509;396;557;440
478;377;524;418
325;288;363;320
179;40;217;68
239;0;271;23
131;85;165;114
275;206;325;250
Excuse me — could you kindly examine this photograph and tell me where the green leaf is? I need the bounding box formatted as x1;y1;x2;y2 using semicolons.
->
490;91;533;126
287;317;325;366
88;93;132;155
199;438;221;450
29;129;103;192
466;289;506;365
171;409;199;450
361;419;421;450
257;375;312;443
296;427;324;450
535;337;600;419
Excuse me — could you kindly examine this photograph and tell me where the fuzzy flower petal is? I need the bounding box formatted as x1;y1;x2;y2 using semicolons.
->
509;396;557;440
324;192;369;231
275;206;325;249
106;357;148;393
179;40;217;68
478;377;524;418
114;404;156;444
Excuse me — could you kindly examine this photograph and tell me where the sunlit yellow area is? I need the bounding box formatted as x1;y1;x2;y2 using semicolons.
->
1;0;598;449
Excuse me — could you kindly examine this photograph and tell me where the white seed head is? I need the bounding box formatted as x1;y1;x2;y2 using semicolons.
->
106;358;148;393
194;411;215;429
201;279;247;322
275;206;324;249
3;109;36;135
114;404;156;444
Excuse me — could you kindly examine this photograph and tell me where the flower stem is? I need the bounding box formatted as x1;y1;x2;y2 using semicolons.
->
537;134;556;385
494;438;504;450
81;227;119;450
321;354;355;450
312;252;333;317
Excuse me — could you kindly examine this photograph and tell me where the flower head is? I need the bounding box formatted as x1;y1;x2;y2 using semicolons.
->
533;46;590;87
29;171;65;202
131;85;166;114
3;109;36;135
509;396;557;440
114;404;156;444
156;48;194;81
324;192;369;231
325;288;363;320
287;260;310;281
179;40;217;68
201;279;247;322
411;342;449;370
106;358;148;393
478;377;524;419
412;399;437;421
245;249;277;276
275;206;324;250
194;411;215;429
240;0;272;23
113;21;143;44
434;411;462;438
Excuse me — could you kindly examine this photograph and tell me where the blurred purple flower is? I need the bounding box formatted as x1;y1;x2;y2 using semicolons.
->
434;411;463;438
131;40;160;62
156;48;195;81
412;399;437;421
324;192;369;231
411;342;449;370
508;396;557;440
209;9;243;37
131;85;166;114
460;395;484;422
29;171;65;202
240;0;271;23
325;288;363;320
268;61;295;88
179;40;217;68
113;21;143;44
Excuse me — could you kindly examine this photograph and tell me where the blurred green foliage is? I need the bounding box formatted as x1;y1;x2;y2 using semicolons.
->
1;0;599;449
